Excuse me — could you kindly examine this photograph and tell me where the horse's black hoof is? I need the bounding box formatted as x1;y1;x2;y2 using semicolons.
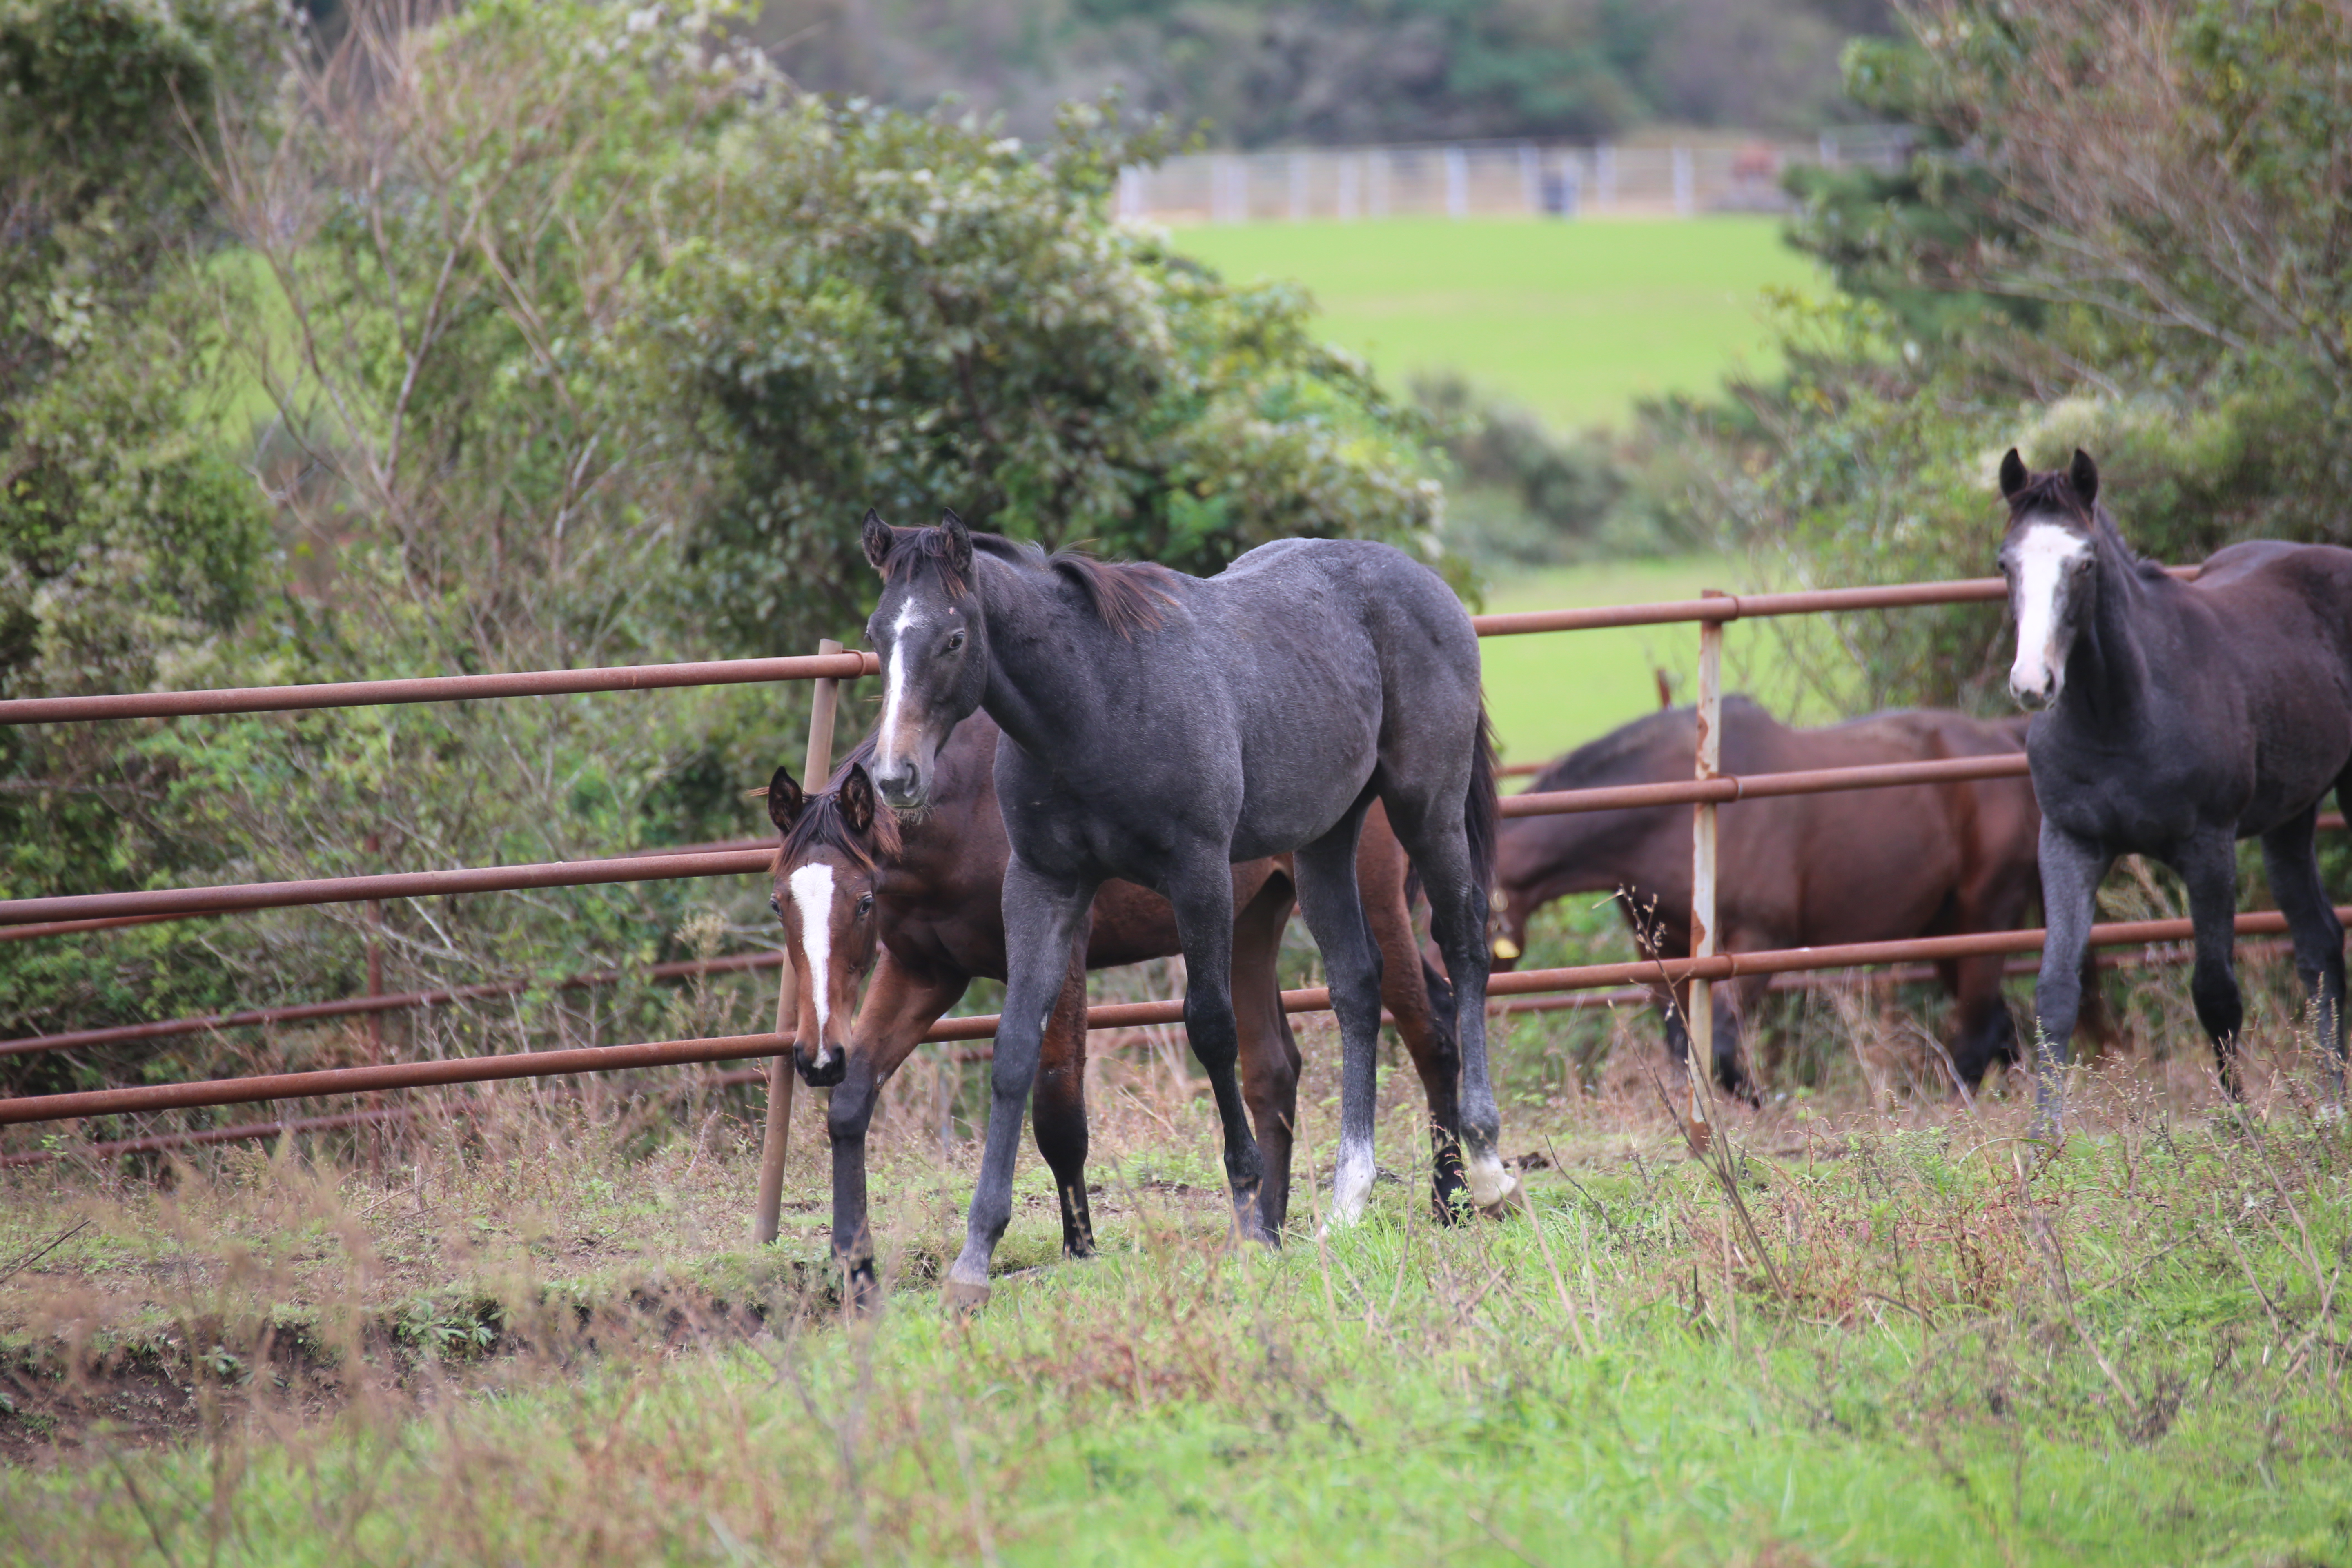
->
842;1265;882;1316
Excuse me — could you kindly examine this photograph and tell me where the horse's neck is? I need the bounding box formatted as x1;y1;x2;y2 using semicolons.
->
1511;810;1682;908
973;555;1092;762
2060;524;2156;728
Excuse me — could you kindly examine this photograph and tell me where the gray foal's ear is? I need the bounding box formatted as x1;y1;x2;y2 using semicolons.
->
938;509;973;577
766;765;805;833
861;509;894;572
1998;448;2029;502
2068;449;2099;509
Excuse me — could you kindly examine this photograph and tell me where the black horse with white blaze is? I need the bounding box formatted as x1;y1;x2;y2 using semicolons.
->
1999;448;2352;1112
859;510;1504;1309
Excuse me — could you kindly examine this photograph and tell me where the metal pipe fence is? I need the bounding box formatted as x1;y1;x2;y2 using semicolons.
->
3;556;2321;1179
1114;131;1911;225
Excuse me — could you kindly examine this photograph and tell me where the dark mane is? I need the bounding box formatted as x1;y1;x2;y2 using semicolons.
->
1528;697;1764;793
884;524;1176;636
774;736;903;874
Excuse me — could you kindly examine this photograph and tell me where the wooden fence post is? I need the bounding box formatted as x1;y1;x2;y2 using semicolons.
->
1687;593;1726;1147
753;637;843;1246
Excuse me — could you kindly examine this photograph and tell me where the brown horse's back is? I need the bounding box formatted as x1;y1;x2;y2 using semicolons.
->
1714;708;2037;953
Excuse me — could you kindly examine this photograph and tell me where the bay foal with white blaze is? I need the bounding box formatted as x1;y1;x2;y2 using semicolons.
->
860;510;1506;1308
1999;448;2352;1111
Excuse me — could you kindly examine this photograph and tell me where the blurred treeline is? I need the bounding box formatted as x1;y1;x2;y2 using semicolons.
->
1417;1;2352;612
0;0;1445;1078
1643;0;2352;719
751;0;1896;147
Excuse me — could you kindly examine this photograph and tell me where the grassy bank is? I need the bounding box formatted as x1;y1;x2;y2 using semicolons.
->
1174;217;1822;431
3;948;2348;1564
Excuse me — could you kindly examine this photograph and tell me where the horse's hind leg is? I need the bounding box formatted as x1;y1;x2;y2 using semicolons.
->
1292;804;1390;1227
1165;853;1273;1244
1231;871;1303;1234
1361;804;1467;1219
2176;830;2250;1099
2261;806;2347;1091
1031;947;1097;1259
946;862;1098;1310
1388;802;1510;1215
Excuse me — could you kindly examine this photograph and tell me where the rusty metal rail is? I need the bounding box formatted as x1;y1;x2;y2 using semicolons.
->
1466;566;2195;638
1501;753;2030;818
0;651;878;726
0;950;784;1058
6;934;2299;1165
5;904;2339;1129
0;844;776;926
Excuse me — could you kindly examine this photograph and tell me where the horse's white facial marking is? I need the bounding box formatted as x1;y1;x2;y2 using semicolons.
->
875;602;927;778
788;863;837;1067
2008;521;2089;704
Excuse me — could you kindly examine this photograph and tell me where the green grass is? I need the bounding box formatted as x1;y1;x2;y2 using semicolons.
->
1176;217;1822;430
7;1061;2352;1566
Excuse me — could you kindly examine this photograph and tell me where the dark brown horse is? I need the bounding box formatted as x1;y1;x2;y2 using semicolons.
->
768;712;1466;1302
1491;697;2109;1094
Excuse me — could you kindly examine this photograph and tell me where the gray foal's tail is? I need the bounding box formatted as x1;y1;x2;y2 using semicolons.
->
1466;703;1500;909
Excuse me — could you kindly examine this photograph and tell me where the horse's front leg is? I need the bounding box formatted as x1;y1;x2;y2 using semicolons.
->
830;956;968;1310
944;862;1097;1311
2260;807;2347;1094
1166;855;1273;1245
1391;806;1508;1214
1031;942;1099;1259
2032;823;2110;1132
2178;829;2250;1098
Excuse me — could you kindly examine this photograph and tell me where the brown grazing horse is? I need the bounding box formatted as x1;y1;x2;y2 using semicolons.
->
1492;697;2108;1095
767;713;1464;1302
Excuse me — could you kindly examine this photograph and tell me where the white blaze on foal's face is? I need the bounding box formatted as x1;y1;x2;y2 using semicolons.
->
2005;520;2089;707
788;862;839;1070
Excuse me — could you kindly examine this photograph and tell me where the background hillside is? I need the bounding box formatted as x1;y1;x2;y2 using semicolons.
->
748;0;1896;145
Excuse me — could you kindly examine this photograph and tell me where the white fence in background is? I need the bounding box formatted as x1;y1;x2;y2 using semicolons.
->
1114;129;1911;224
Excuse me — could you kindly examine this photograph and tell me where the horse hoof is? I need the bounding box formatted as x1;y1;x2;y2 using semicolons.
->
941;1278;992;1316
842;1267;883;1316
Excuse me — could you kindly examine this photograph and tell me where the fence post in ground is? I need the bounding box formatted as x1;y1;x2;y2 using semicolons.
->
363;832;385;1174
1518;143;1539;215
753;637;843;1246
1686;593;1727;1147
1445;146;1469;218
1338;155;1359;220
1597;143;1617;212
1673;146;1695;216
1289;153;1308;220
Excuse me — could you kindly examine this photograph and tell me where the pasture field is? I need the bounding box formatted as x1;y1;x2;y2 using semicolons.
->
1471;555;1842;768
3;929;2350;1567
1174;218;1822;431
